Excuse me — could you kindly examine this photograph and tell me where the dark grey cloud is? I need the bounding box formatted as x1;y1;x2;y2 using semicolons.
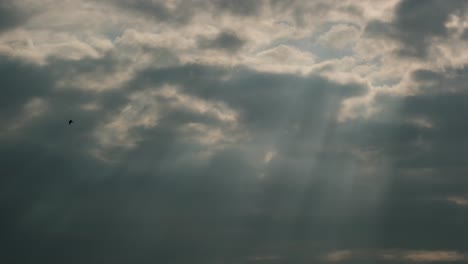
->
461;29;468;40
365;0;468;58
197;31;245;53
110;0;202;25
412;66;468;94
0;57;52;124
209;0;263;17
0;2;29;33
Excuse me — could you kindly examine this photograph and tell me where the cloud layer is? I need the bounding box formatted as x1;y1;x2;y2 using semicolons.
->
1;0;468;263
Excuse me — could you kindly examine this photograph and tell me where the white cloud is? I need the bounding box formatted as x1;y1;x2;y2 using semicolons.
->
318;24;360;50
94;88;161;151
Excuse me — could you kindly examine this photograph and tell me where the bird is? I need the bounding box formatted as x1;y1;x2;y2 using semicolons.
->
69;120;73;125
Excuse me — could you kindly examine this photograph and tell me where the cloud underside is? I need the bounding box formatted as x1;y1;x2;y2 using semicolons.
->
2;0;468;263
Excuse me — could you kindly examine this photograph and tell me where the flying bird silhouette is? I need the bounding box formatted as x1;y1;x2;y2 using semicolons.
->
69;120;73;125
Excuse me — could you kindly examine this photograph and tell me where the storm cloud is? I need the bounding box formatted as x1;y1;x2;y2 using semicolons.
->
365;0;468;58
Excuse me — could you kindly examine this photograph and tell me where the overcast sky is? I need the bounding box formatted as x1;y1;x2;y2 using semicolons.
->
1;0;468;263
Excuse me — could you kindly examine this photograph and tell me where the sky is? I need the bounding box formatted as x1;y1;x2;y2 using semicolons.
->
1;0;468;263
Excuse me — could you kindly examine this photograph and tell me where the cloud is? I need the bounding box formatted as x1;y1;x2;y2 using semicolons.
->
365;0;468;58
111;0;265;26
0;2;29;33
248;45;316;73
197;31;245;53
318;24;361;50
325;250;354;262
447;196;468;206
3;1;468;263
210;0;264;16
110;0;197;25
0;52;370;263
404;251;466;262
324;249;467;263
0;55;52;126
